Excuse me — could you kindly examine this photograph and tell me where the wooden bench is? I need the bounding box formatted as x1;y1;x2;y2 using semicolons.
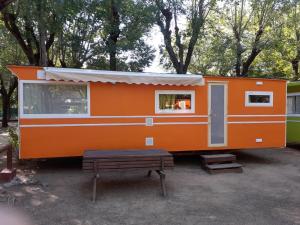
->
82;149;174;202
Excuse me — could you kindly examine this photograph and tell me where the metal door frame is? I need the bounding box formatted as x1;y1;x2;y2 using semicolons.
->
208;82;228;147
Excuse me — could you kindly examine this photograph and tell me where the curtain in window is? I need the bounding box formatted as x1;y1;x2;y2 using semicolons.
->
159;94;176;110
23;83;88;115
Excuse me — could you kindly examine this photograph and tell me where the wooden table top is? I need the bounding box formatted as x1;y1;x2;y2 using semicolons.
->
83;149;172;159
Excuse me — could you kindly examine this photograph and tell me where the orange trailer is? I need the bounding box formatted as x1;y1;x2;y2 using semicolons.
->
8;66;287;159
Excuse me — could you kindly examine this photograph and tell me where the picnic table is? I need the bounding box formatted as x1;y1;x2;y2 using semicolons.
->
82;149;174;202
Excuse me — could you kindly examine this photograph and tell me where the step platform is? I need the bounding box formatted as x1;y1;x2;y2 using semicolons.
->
200;154;243;174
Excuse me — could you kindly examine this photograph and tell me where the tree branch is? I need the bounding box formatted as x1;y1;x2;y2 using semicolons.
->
155;0;179;72
183;0;205;73
2;12;35;64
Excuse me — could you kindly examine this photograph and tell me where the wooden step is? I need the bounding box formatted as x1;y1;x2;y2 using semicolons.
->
204;163;243;174
200;154;236;164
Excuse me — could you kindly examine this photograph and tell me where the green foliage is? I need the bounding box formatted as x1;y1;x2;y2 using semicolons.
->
87;39;155;72
0;21;26;73
87;0;156;71
189;17;236;76
1;0;155;71
0;21;25;116
188;0;295;78
52;0;103;68
1;0;68;65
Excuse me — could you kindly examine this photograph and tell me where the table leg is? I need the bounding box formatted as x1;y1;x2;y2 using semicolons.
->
147;170;152;177
156;170;166;197
92;173;99;202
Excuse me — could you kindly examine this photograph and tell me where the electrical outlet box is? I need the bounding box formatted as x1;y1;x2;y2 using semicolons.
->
256;138;263;143
145;137;154;146
145;118;153;126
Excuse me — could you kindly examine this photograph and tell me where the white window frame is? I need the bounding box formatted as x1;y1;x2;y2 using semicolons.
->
155;90;195;114
287;92;300;97
287;93;300;116
245;91;273;107
19;80;90;118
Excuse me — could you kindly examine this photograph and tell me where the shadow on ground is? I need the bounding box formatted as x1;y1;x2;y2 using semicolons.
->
235;150;279;164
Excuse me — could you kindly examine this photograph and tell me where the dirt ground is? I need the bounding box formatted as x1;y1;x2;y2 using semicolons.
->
0;129;299;225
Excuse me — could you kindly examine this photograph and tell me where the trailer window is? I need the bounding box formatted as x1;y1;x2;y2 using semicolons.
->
287;95;300;114
21;82;89;118
155;90;195;113
245;91;273;107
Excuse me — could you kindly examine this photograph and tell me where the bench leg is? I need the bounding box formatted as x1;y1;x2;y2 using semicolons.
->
147;170;152;177
92;173;99;202
156;170;166;197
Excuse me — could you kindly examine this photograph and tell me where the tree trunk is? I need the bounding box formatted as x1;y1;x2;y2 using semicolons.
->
2;2;55;66
8;105;11;120
291;30;300;80
2;12;37;65
37;0;48;66
107;0;120;71
235;49;242;77
240;27;263;77
235;37;243;77
109;51;117;71
1;94;9;128
39;29;48;66
155;0;207;74
241;48;261;77
0;75;17;127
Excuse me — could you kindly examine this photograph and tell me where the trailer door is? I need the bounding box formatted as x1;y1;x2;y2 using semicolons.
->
208;83;227;147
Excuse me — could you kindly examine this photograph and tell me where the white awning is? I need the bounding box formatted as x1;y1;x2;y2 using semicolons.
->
42;67;204;86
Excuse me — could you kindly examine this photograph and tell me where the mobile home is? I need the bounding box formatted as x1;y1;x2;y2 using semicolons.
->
8;66;286;159
287;81;300;144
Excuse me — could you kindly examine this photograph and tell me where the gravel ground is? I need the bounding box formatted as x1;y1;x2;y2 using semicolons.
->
0;146;299;225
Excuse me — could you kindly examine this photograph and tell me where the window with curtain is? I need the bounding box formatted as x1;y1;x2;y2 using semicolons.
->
287;95;300;114
155;91;195;113
22;82;88;116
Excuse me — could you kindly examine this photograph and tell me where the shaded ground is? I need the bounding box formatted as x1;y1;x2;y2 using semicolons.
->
0;142;300;225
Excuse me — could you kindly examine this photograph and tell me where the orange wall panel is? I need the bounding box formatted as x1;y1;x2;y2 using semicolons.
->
227;124;286;148
90;83;207;116
20;125;208;158
7;65;42;80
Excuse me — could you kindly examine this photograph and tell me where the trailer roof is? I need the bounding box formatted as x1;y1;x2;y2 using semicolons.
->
42;67;204;86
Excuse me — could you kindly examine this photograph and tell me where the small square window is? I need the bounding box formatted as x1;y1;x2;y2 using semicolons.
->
155;90;195;114
245;91;273;107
